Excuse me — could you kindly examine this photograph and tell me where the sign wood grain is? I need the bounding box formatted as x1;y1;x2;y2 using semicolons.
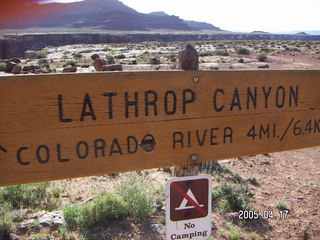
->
0;70;319;186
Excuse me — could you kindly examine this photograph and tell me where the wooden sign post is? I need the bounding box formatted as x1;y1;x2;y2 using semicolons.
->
0;70;319;186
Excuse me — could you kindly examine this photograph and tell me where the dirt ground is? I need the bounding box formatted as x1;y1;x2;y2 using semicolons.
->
41;147;320;240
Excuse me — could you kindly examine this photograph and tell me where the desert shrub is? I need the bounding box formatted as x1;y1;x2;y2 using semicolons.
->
37;59;50;69
63;204;79;230
200;161;231;177
115;54;126;59
64;192;129;230
257;54;268;62
79;49;93;54
199;51;213;57
63;61;77;67
78;193;129;229
247;174;259;185
0;203;15;239
0;62;6;71
35;50;48;59
213;50;229;56
115;172;163;219
231;171;243;183
236;47;251;55
227;222;243;240
238;58;244;63
212;182;252;213
72;53;83;59
0;182;48;209
276;201;288;210
131;59;137;65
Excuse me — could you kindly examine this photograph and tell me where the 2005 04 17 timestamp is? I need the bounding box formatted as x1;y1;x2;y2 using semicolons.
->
238;210;289;220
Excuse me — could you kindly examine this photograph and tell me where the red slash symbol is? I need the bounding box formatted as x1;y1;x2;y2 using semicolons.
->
171;182;207;217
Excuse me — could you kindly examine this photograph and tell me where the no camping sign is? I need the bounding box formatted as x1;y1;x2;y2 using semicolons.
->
166;175;212;240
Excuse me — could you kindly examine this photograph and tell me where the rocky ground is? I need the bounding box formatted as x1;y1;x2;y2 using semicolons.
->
4;147;319;240
0;40;319;76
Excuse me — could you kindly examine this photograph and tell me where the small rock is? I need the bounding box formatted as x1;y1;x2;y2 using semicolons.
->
11;65;22;74
93;58;107;71
25;50;37;59
81;64;90;68
91;54;100;60
62;66;77;73
9;58;21;64
102;64;123;71
35;69;43;74
5;61;17;73
258;64;269;69
150;224;165;235
225;212;240;224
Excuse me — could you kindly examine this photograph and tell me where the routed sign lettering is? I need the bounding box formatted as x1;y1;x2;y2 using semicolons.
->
0;70;319;186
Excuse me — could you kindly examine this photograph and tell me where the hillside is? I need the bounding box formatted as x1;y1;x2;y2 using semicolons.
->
0;0;222;31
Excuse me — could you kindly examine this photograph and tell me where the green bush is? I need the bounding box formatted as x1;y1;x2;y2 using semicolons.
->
78;193;129;228
0;62;6;71
200;161;231;177
0;182;48;209
212;182;252;213
63;192;129;230
231;172;243;183
199;51;213;57
0;203;15;239
63;204;79;230
35;50;48;59
236;47;251;55
213;50;229;56
116;173;163;219
257;54;268;62
72;53;83;59
276;201;288;210
63;61;77;67
115;54;126;59
37;59;50;69
247;174;259;185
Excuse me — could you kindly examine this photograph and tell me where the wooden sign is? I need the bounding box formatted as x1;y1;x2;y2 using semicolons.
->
0;70;319;186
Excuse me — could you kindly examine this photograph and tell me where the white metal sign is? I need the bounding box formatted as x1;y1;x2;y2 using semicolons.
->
166;175;212;240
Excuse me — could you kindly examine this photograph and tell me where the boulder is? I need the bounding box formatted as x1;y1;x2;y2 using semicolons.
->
25;50;36;59
93;58;107;71
5;61;17;73
11;65;22;74
62;66;77;72
101;64;123;71
22;65;37;72
91;53;100;60
149;57;161;65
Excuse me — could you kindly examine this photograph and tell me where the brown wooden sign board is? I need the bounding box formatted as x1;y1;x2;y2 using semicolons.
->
0;70;319;186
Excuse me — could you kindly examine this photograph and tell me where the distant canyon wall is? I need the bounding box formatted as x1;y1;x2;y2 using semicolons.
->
1;33;320;59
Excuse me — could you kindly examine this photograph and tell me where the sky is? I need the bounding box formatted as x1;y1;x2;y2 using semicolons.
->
43;0;320;32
